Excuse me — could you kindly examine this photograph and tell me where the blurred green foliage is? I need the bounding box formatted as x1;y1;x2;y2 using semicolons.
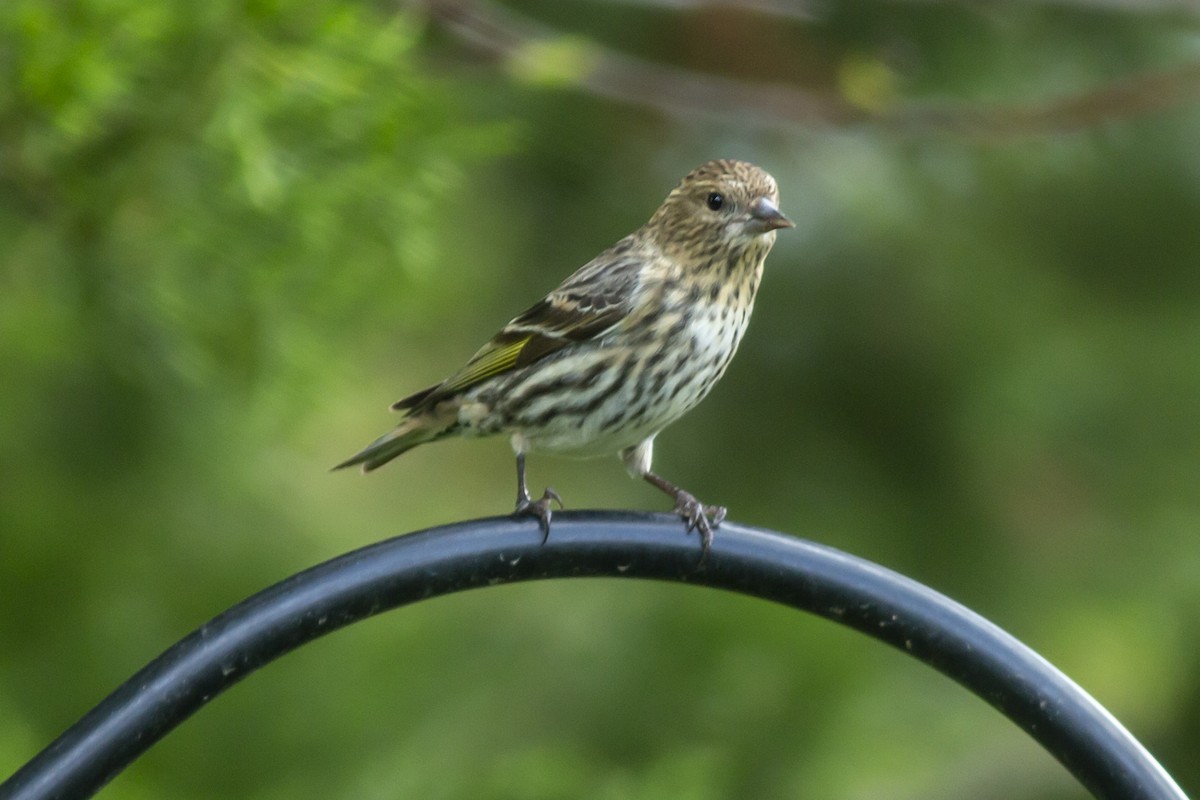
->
2;1;1199;798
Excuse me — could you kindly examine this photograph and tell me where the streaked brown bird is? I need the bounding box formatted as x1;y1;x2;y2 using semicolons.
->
336;159;792;554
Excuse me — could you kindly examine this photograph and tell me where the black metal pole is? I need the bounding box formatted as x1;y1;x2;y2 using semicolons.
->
0;512;1188;800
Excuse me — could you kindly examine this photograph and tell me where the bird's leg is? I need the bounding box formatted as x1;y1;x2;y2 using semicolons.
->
641;470;726;557
512;451;563;542
621;439;723;558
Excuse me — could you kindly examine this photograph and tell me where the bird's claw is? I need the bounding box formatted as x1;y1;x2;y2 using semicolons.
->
673;491;725;559
514;487;564;543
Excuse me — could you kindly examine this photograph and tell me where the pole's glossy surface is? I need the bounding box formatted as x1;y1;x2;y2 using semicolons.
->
1;512;1187;800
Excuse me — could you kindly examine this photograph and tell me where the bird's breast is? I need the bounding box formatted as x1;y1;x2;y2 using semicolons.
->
475;259;764;457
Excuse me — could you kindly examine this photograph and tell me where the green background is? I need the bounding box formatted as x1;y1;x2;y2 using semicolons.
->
2;1;1198;797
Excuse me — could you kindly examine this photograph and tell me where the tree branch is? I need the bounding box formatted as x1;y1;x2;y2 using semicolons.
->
421;0;1200;138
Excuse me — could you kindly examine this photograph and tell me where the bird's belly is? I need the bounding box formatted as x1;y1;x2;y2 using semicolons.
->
482;307;749;457
497;351;673;457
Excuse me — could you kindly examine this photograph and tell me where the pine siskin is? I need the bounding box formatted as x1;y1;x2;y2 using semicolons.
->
336;159;792;554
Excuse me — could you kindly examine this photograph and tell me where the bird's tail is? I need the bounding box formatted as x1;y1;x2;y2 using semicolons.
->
332;411;456;473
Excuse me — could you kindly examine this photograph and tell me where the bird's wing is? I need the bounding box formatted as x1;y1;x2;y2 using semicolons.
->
391;250;643;412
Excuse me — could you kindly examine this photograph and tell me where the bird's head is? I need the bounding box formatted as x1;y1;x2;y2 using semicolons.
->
647;159;794;251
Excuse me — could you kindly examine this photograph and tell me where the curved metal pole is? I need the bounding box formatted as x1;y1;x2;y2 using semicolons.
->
0;512;1187;800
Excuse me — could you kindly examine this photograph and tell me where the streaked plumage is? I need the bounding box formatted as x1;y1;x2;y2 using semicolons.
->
336;159;792;554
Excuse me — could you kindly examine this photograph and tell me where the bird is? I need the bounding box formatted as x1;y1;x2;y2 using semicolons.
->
335;159;792;555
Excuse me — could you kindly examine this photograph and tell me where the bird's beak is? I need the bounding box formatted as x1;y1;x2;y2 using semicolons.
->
748;197;795;233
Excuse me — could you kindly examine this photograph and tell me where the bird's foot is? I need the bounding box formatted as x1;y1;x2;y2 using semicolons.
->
513;487;564;543
672;490;726;558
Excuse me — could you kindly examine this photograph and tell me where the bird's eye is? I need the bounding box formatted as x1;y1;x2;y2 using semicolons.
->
706;192;724;211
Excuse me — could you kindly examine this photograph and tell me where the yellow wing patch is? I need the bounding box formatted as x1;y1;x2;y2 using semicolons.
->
439;336;531;395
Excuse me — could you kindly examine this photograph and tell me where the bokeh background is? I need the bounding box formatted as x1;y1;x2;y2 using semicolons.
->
3;1;1199;797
